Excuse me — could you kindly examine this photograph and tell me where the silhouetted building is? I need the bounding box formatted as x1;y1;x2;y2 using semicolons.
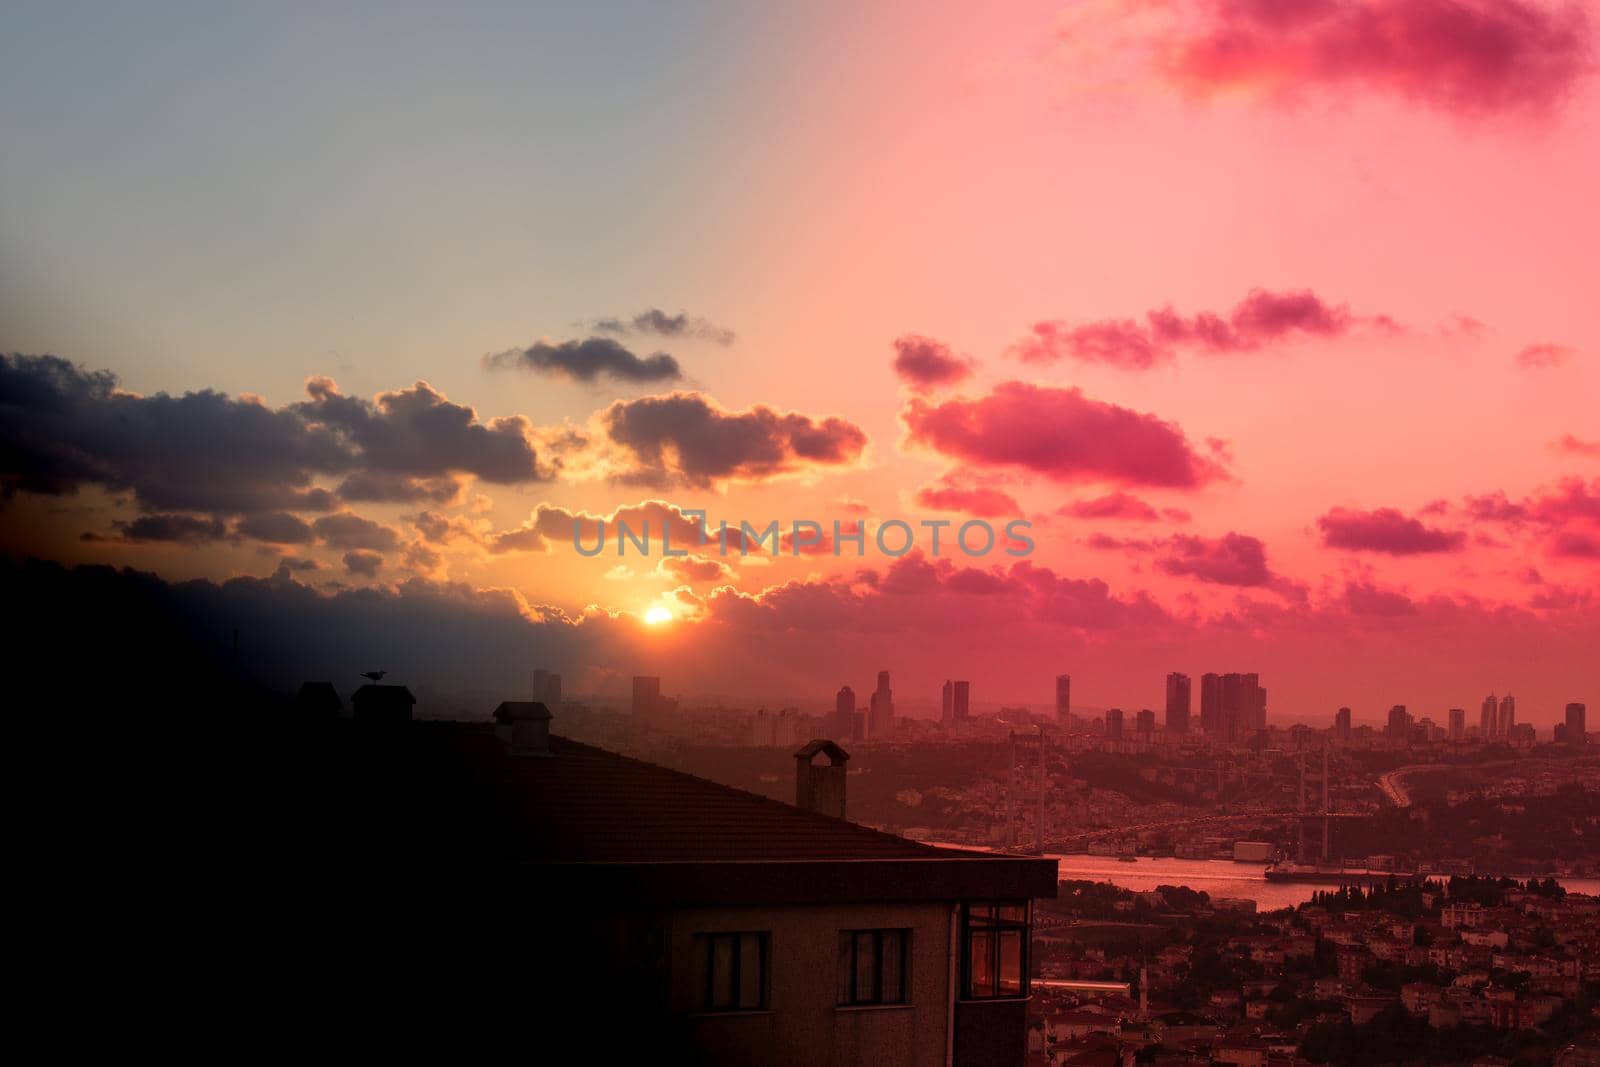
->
1567;702;1587;746
633;675;662;718
953;680;970;723
1481;693;1497;738
1165;672;1190;734
1448;707;1466;741
293;681;342;718
1335;706;1352;741
834;685;856;739
290;711;1057;1065
942;680;954;725
1106;708;1124;741
1200;673;1222;736
531;668;562;705
1135;709;1156;738
1386;704;1411;742
350;683;415;724
1498;694;1516;738
1055;674;1071;724
868;670;895;737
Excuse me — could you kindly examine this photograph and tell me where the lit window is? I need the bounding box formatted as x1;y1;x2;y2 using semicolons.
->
837;929;909;1005
694;932;767;1011
962;902;1028;998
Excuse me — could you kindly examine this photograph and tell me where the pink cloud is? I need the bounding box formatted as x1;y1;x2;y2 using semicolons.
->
1061;492;1164;522
915;485;1023;517
1011;288;1388;370
1159;0;1593;117
1551;433;1600;457
1318;505;1467;554
1157;532;1277;587
1516;342;1578;368
902;382;1227;488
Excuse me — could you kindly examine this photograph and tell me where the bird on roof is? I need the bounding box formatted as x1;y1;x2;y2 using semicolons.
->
361;670;387;682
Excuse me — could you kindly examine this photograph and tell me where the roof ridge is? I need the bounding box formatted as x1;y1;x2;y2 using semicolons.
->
549;733;967;857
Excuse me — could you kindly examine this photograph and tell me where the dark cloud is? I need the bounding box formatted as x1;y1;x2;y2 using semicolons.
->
1157;0;1593;116
601;393;867;488
594;308;735;345
236;511;316;545
313;513;401;552
891;335;974;392
336;472;463;505
1318;506;1467;554
486;337;682;383
91;514;229;544
294;377;542;484
902;382;1226;488
1010;289;1386;369
0;355;544;527
2;353;351;513
488;500;745;556
341;550;384;577
1157;532;1277;586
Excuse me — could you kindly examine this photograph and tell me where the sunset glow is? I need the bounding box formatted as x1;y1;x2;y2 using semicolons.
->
2;1;1596;725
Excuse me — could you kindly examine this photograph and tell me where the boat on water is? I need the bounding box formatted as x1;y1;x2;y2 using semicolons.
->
1263;862;1392;884
1116;854;1138;863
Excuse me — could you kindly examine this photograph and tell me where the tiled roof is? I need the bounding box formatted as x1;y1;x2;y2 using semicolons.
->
302;721;1057;903
427;723;972;863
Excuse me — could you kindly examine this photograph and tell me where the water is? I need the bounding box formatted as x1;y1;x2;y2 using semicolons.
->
931;847;1600;911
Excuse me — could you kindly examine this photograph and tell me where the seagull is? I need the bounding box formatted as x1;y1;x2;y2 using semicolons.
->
361;670;387;682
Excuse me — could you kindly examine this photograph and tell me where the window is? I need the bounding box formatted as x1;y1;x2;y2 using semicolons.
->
694;932;767;1011
962;902;1028;999
837;929;910;1005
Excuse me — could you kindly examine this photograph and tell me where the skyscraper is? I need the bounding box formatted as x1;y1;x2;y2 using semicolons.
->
1386;704;1411;741
1335;706;1352;741
1481;693;1497;738
632;675;661;718
1200;673;1222;736
835;685;856;739
1165;672;1191;734
1497;694;1515;738
953;680;970;723
1567;702;1587;746
941;680;954;725
868;670;895;737
1211;672;1265;740
1135;709;1156;737
1055;674;1071;724
1448;707;1466;741
1105;708;1124;740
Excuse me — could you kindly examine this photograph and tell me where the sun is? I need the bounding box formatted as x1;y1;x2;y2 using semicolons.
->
644;605;673;626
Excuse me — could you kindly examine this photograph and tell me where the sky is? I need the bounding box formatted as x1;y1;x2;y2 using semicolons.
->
3;1;1598;724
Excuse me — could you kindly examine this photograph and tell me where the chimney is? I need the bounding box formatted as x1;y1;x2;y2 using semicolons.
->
793;739;849;819
494;701;553;756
